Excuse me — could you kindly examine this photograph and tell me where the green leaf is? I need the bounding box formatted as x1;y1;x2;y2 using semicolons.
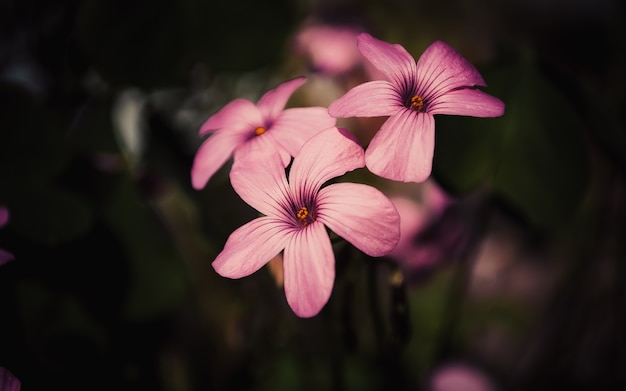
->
0;82;67;185
434;61;589;231
102;172;188;321
6;185;93;246
75;0;298;88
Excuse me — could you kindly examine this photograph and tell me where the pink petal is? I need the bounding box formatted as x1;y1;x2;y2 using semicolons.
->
229;150;293;221
365;110;435;183
0;249;14;265
283;222;334;317
288;127;365;204
416;41;487;99
328;81;401;118
212;217;294;279
191;128;249;189
256;77;307;122
232;129;292;168
429;88;505;117
422;179;453;216
295;25;363;75
269;106;337;156
0;366;20;391
0;207;8;228
430;363;496;391
199;99;262;136
317;183;400;256
388;196;429;259
357;33;417;88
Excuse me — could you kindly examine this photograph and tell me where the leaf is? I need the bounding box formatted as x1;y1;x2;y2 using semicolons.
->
75;0;298;88
0;82;67;185
434;61;589;232
6;185;93;246
102;172;188;321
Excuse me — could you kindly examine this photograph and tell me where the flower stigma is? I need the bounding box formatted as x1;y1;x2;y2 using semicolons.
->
410;95;424;111
296;206;315;227
254;126;267;136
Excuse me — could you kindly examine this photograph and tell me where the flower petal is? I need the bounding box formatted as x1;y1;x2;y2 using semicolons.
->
257;77;307;122
212;217;294;279
230;148;293;221
365;110;435;183
269;106;336;157
429;88;505;117
191;128;249;189
388;196;429;260
328;81;400;118
317;183;400;256
283;222;334;317
0;367;20;391
416;41;487;101
288;127;365;205
0;207;8;227
0;249;14;266
295;25;363;75
357;33;417;88
232;128;292;168
199;99;262;136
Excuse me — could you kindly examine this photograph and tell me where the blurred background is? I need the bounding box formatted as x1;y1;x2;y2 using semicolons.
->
0;0;625;390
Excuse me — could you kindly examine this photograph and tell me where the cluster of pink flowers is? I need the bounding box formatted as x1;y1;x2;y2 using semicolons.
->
192;33;504;317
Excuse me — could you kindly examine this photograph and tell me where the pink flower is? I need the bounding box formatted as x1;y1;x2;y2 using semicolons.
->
428;362;495;391
0;366;20;391
328;33;505;183
0;206;14;266
0;207;8;228
191;77;336;189
389;180;451;269
294;25;364;75
212;127;400;317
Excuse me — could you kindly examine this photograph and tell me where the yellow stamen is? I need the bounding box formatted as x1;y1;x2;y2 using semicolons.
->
297;207;309;221
410;95;424;110
296;206;315;227
254;126;266;136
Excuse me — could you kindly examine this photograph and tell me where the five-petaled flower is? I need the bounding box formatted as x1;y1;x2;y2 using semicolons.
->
191;77;336;189
212;127;401;317
329;33;505;183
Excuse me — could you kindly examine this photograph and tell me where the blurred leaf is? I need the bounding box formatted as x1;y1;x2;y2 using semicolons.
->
6;185;93;246
403;267;456;378
434;61;590;231
75;0;186;88
15;280;108;362
111;88;148;169
459;298;532;338
75;0;299;88
0;82;95;245
0;82;67;186
69;94;121;155
103;172;188;321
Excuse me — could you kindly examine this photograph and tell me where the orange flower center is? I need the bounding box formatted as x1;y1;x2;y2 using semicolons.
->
254;126;266;136
296;206;314;227
410;95;424;110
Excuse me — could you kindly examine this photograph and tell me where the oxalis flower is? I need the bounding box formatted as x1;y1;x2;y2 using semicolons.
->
191;76;336;189
328;33;505;183
213;127;400;317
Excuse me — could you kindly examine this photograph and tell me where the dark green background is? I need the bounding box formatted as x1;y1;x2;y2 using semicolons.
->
0;0;624;390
